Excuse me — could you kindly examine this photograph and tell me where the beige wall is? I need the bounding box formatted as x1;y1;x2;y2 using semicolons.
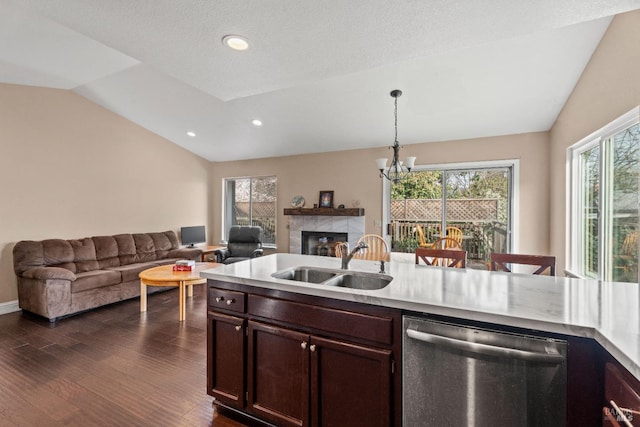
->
0;84;211;304
550;10;640;271
210;132;550;256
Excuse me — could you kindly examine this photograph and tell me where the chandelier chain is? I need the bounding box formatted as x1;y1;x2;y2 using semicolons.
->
394;94;398;144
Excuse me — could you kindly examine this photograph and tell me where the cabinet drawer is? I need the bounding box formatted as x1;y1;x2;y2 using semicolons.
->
208;288;246;313
248;294;393;345
605;362;640;424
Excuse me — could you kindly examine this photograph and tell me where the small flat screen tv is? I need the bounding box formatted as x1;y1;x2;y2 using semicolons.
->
181;225;206;248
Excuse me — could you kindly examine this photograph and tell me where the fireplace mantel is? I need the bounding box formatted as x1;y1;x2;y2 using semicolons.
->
283;208;364;216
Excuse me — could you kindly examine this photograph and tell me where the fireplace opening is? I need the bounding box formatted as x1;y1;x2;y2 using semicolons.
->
301;231;348;256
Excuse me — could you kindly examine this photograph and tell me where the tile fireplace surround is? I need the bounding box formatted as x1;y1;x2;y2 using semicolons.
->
288;215;365;254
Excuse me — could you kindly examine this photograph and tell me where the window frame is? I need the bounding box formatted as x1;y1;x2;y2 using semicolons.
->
566;106;640;280
222;175;277;248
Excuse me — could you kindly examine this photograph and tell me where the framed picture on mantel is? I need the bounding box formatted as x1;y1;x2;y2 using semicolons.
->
318;191;334;208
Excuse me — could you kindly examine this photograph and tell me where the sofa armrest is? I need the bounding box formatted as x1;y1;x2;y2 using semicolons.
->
22;267;76;281
167;248;203;260
17;275;73;321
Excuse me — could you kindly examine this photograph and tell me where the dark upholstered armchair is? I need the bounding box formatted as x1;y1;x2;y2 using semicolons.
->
215;226;264;264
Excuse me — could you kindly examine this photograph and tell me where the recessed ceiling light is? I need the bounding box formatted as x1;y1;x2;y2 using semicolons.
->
186;131;196;137
252;119;263;127
222;34;250;51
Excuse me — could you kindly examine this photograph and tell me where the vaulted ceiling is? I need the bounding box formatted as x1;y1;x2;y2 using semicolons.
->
3;1;640;161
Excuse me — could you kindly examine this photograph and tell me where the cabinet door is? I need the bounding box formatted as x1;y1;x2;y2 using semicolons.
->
310;336;392;427
207;311;245;408
247;321;310;427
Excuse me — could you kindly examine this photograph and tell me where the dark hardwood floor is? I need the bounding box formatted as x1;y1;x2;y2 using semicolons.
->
0;286;248;427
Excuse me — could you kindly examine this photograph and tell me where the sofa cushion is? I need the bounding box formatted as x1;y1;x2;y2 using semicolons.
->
71;270;121;293
134;234;157;263
150;232;176;259
93;235;120;269
105;262;159;283
42;239;76;273
165;230;180;248
69;238;99;272
114;234;136;265
13;240;45;276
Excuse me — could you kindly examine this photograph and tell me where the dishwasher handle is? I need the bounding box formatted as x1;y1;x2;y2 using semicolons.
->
406;327;565;364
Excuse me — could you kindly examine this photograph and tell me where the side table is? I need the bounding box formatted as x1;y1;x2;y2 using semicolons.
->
138;262;219;321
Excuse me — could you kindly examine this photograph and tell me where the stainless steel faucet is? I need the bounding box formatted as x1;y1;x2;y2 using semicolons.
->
340;241;368;269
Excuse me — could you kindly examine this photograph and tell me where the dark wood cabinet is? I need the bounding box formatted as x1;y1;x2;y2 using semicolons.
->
245;320;393;427
207;311;245;408
603;361;640;426
207;279;401;427
310;335;392;427
247;321;310;427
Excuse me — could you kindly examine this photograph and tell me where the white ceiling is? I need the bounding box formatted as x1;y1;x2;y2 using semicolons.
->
3;1;640;162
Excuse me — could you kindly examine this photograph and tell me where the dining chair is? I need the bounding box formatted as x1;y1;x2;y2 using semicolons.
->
354;234;390;261
415;247;466;268
416;225;430;248
334;241;348;258
490;253;556;276
444;226;463;246
431;236;462;250
417;226;464;249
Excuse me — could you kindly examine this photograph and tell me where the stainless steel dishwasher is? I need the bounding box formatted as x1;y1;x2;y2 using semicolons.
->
403;316;567;427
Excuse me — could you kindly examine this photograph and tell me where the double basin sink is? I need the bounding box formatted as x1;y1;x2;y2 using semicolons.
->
271;266;393;290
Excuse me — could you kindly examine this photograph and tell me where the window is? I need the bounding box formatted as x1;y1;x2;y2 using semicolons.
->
385;160;517;269
223;176;276;246
568;108;639;282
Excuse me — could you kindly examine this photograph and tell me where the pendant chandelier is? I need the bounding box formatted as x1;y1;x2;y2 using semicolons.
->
376;89;416;183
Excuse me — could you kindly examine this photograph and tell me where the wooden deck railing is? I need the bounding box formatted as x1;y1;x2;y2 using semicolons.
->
390;220;507;260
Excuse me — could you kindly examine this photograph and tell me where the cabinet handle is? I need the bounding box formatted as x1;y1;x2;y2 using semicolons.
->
301;341;307;350
235;325;241;332
215;296;224;302
609;400;634;427
406;328;565;363
310;344;316;352
226;299;235;305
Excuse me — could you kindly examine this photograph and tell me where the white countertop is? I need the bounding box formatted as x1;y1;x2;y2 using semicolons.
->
201;253;640;380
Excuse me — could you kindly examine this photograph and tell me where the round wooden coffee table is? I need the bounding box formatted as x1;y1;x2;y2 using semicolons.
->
139;262;218;321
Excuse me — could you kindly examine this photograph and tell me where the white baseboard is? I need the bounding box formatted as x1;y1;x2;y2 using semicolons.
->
0;300;20;316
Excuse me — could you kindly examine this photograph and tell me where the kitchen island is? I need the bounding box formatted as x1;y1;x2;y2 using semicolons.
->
201;253;640;426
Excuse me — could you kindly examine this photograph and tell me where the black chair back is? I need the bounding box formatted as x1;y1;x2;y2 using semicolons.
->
228;226;263;257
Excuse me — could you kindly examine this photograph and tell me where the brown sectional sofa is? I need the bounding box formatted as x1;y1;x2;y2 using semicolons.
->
13;230;202;322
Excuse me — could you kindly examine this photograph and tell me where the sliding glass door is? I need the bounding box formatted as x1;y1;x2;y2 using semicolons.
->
444;168;512;259
388;161;515;269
